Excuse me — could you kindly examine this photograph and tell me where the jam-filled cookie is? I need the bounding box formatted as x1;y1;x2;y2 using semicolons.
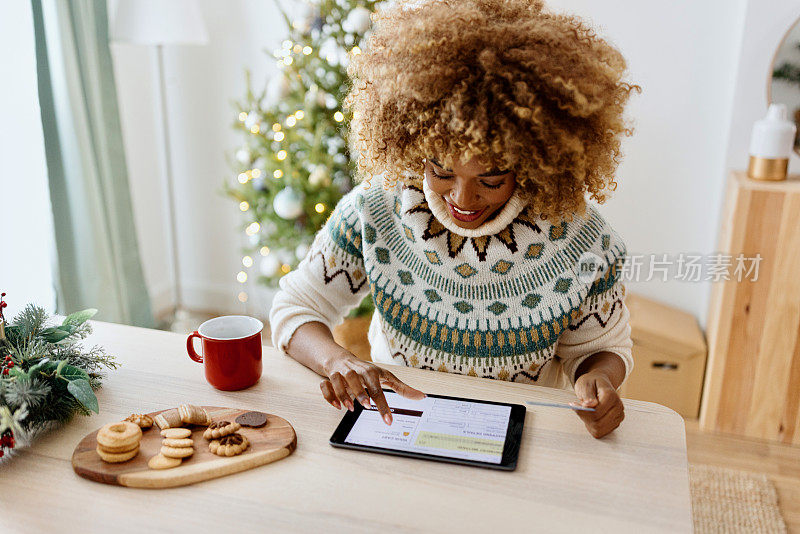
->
209;433;249;457
203;420;241;440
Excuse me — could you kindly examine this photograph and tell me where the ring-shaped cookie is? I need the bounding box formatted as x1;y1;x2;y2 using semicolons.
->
97;421;142;449
96;445;139;463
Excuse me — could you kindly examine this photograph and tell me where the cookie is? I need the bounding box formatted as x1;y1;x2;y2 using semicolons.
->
148;453;182;470
160;428;192;439
154;408;183;430
96;440;140;454
161;445;194;459
209;433;249;457
162;438;194;448
124;413;154;429
97;421;142;450
96;445;139;463
178;404;210;426
203;421;241;440
235;411;268;428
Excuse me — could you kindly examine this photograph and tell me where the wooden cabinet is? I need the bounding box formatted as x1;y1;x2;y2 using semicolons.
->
700;170;800;444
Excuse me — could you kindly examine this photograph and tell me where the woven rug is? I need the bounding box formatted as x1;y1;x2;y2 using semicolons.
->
689;464;787;533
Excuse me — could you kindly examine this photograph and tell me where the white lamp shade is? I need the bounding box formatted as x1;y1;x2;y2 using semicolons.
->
111;0;209;46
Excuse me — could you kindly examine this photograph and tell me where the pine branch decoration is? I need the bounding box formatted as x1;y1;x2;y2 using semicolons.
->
0;293;118;461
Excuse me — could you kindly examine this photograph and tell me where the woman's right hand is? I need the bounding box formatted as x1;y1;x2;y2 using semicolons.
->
320;350;426;425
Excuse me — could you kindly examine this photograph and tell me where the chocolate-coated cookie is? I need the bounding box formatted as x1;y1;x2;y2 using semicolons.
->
235;411;268;428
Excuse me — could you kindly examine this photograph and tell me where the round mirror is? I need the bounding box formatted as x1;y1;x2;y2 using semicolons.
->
769;16;800;155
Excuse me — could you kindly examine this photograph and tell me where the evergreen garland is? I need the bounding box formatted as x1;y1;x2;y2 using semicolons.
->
0;293;118;461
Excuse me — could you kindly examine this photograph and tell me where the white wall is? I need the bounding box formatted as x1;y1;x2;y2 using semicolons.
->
0;2;57;318
110;0;306;321
547;0;747;329
113;0;764;329
726;1;800;172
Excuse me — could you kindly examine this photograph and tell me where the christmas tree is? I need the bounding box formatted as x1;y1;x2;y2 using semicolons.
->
224;0;382;318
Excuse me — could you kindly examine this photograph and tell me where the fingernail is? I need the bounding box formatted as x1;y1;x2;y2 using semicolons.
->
383;413;392;425
358;395;370;408
333;400;341;409
347;400;354;412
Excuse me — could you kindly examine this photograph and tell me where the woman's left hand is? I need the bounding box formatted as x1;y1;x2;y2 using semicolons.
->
571;370;624;439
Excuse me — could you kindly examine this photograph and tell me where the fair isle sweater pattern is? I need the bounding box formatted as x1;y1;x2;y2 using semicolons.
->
299;179;628;383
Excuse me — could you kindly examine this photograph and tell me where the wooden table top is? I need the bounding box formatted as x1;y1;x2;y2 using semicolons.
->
0;320;692;533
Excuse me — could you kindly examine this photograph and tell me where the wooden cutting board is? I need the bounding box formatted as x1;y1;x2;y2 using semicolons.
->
72;406;296;488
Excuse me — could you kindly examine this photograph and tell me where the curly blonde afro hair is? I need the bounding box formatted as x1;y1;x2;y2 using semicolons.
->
343;0;641;220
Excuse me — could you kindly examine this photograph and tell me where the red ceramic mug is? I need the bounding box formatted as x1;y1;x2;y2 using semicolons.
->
186;315;263;391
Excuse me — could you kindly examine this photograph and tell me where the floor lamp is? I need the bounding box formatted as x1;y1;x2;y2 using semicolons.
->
111;0;208;328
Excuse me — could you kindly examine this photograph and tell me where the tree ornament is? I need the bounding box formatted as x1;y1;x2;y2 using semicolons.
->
260;255;281;276
244;112;258;130
277;249;295;265
303;3;323;32
343;7;372;34
308;165;331;187
334;175;352;194
236;148;251;164
304;85;328;108
295;243;310;260
273;187;305;220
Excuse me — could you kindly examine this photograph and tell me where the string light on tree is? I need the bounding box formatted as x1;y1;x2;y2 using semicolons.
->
242;256;254;268
226;0;381;316
237;271;248;283
238;292;248;303
239;201;249;211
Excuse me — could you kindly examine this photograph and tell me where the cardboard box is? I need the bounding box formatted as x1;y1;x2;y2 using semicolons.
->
620;293;707;418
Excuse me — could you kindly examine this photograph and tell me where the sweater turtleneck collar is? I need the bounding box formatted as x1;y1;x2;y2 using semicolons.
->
421;176;528;238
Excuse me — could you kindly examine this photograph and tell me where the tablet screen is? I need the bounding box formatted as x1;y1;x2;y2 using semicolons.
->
343;391;512;464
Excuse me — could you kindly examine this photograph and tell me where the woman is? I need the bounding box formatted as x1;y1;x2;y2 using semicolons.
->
269;0;641;438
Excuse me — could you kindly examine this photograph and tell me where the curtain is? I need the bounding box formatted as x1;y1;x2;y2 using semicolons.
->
31;0;154;327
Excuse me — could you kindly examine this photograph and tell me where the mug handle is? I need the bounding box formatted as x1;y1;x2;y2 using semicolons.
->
187;331;203;363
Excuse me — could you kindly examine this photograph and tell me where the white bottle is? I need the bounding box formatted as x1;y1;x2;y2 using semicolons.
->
747;103;796;181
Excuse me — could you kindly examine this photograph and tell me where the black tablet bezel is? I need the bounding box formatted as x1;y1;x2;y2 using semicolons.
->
329;388;526;471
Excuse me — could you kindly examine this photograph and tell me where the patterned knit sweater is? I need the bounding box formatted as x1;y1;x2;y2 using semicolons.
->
269;176;633;390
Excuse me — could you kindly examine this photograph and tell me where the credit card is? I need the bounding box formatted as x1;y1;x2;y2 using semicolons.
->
525;400;596;412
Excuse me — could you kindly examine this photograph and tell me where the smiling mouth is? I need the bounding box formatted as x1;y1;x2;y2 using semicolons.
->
445;199;485;222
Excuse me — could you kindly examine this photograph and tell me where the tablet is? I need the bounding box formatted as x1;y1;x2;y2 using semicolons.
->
329;389;525;470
